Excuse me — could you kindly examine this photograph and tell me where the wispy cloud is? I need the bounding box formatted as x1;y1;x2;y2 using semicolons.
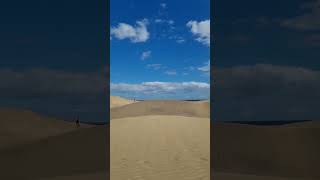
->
198;61;210;75
187;19;210;46
160;3;167;8
185;66;196;71
176;38;186;43
165;70;177;75
110;19;150;43
146;64;162;70
141;50;152;60
168;35;186;44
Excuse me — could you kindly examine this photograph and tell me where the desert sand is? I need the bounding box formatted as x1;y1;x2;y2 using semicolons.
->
2;97;318;180
110;96;135;108
110;96;210;180
212;122;320;180
0;108;108;179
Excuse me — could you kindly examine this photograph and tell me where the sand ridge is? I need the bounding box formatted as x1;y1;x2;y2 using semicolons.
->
110;96;135;108
110;97;210;180
0;108;92;149
111;100;210;119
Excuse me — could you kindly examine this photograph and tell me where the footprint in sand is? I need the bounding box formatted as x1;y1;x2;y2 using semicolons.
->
136;160;152;168
200;157;208;161
120;158;128;168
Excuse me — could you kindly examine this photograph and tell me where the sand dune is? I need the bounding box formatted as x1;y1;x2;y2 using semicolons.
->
214;172;317;180
0;108;91;149
110;96;135;108
41;172;107;180
111;100;210;119
111;115;210;180
110;99;210;180
0;108;108;179
0;125;109;179
212;122;320;180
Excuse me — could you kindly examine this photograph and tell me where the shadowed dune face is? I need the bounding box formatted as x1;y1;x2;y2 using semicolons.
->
0;108;108;180
212;122;320;179
214;172;316;180
0;126;109;180
0;108;92;149
111;100;210;119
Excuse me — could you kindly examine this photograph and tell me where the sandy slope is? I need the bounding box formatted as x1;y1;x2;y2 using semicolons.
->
40;172;107;180
110;96;135;108
0;108;91;149
212;122;320;180
0;108;108;179
214;172;317;180
111;115;210;180
111;100;210;119
0;125;109;179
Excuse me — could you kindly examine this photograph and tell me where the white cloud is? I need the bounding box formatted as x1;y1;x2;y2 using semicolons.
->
168;20;174;25
160;3;167;8
155;19;164;23
198;61;210;75
110;19;149;43
146;64;162;70
185;66;195;71
154;19;174;25
111;81;209;94
176;38;186;43
141;50;152;60
187;19;210;46
165;70;177;75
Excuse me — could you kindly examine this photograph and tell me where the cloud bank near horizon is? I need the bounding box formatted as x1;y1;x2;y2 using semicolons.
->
111;81;210;100
214;64;320;121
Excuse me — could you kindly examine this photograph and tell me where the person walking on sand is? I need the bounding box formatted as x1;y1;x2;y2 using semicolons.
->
76;114;80;128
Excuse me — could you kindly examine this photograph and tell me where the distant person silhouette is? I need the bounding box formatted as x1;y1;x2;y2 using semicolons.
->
76;115;80;128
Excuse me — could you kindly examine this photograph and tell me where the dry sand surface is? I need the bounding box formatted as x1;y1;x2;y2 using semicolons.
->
0;108;108;179
110;96;135;108
212;122;320;180
111;100;210;119
0;108;90;149
110;96;210;180
214;172;317;180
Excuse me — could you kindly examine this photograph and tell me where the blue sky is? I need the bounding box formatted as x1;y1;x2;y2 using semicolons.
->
110;0;210;100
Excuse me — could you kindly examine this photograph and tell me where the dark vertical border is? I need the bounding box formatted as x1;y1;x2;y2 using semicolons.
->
210;0;214;179
106;0;110;178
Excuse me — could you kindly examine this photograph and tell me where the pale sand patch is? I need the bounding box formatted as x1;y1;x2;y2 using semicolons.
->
111;115;210;180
